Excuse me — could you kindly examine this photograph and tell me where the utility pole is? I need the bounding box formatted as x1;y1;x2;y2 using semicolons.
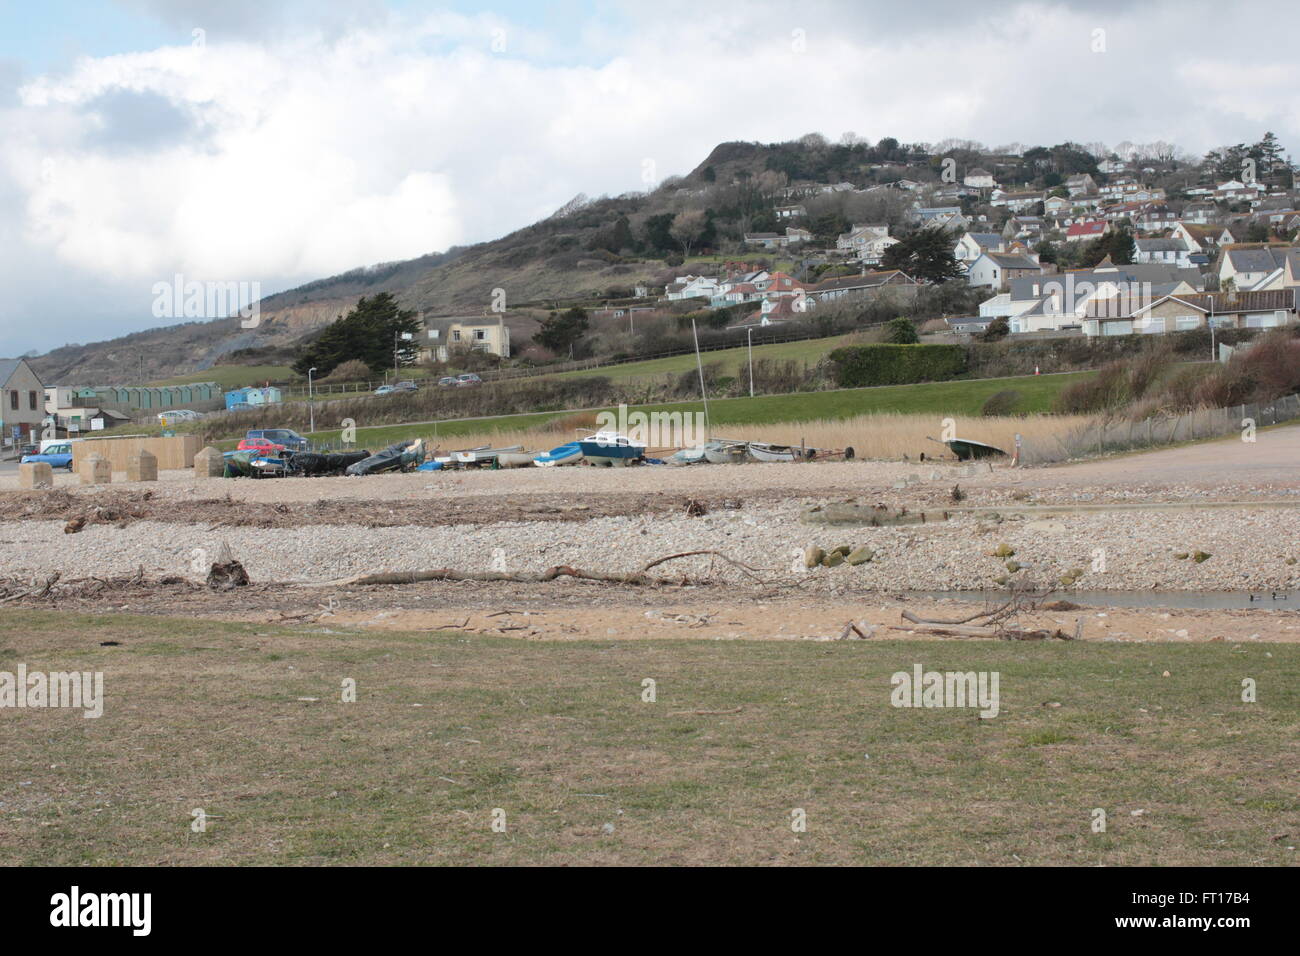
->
308;367;317;435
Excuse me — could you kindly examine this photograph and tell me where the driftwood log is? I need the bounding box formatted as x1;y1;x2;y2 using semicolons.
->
298;550;769;589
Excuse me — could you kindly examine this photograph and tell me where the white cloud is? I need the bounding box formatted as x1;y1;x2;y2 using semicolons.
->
1;0;1299;355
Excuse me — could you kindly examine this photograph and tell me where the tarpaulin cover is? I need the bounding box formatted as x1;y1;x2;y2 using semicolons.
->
289;450;370;476
345;442;421;476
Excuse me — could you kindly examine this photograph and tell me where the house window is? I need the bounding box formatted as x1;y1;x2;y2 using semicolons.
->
8;390;16;410
452;330;461;342
428;329;439;340
474;329;486;341
29;391;37;410
1144;317;1166;334
1175;316;1199;331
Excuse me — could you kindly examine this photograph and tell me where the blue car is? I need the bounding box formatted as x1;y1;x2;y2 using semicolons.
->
21;442;75;470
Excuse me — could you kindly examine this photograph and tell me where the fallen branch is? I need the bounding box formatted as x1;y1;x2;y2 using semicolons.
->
902;603;1011;626
300;550;771;589
667;707;743;716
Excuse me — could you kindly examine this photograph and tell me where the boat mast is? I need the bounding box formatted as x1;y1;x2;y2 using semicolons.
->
691;317;712;439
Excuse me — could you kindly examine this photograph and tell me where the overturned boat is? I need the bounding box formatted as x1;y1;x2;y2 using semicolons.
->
929;436;1008;461
702;439;747;464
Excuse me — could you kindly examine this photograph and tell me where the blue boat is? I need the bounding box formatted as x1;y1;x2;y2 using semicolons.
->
533;441;584;467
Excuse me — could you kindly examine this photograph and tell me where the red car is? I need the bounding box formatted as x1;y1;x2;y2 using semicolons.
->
237;437;287;456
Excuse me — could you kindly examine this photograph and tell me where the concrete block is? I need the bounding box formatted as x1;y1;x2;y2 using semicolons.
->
127;449;158;482
194;446;225;477
80;454;112;485
19;462;53;490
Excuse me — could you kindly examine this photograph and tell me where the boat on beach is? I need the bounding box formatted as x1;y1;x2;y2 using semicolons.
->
577;431;646;467
928;436;1008;461
534;442;584;467
702;439;747;464
745;442;802;463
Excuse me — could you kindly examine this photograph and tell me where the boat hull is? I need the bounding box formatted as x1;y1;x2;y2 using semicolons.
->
703;442;746;464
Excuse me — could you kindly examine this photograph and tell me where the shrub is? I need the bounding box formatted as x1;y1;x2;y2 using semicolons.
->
980;389;1022;417
827;344;967;388
322;359;372;382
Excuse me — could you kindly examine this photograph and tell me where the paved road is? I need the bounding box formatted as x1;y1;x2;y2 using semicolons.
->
1023;422;1299;486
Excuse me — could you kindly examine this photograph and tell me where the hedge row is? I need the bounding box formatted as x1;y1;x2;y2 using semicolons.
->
828;344;968;388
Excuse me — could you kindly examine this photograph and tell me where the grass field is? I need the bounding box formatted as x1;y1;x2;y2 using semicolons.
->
549;333;863;384
283;370;1096;451
150;365;296;388
2;610;1294;865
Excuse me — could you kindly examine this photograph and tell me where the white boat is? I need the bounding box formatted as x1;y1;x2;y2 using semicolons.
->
745;442;801;463
702;440;747;464
454;445;523;464
495;452;536;468
668;446;708;465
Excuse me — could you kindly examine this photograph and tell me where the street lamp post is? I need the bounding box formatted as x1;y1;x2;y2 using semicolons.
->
308;367;317;436
747;327;754;398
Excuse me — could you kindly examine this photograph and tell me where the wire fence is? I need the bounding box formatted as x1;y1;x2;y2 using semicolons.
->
1019;393;1300;465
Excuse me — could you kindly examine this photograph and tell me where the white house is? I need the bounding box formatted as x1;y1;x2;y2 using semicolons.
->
953;231;1005;263
963;168;995;189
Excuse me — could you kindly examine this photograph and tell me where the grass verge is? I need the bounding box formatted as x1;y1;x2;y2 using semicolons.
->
2;611;1295;865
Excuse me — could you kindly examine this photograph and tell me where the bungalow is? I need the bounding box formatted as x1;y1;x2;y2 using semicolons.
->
1087;289;1299;336
990;190;1044;212
805;270;920;304
1065;221;1108;243
963;168;996;189
1215;180;1263;203
945;316;995;334
743;226;810;249
1134;238;1191;268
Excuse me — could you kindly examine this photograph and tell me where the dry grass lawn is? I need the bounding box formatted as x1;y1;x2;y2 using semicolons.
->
1;610;1296;866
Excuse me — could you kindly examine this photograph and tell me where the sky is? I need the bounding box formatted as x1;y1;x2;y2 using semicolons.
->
1;0;1298;358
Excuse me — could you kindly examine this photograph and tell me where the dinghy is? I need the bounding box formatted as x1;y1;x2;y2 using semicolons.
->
745;442;801;463
534;442;583;467
668;446;708;465
928;436;1008;461
702;440;747;464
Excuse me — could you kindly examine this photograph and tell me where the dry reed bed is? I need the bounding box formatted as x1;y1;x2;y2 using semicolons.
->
423;412;1097;461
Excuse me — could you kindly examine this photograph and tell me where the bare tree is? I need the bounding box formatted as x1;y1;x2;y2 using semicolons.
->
670;210;707;258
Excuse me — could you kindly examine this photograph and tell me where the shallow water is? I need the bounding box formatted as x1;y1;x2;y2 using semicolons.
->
908;590;1300;611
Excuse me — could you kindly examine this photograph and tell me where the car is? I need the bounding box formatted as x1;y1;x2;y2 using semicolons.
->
21;443;75;471
374;385;397;396
17;442;38;457
393;380;419;392
158;409;202;423
437;376;458;388
246;429;309;452
455;373;483;387
237;437;288;456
